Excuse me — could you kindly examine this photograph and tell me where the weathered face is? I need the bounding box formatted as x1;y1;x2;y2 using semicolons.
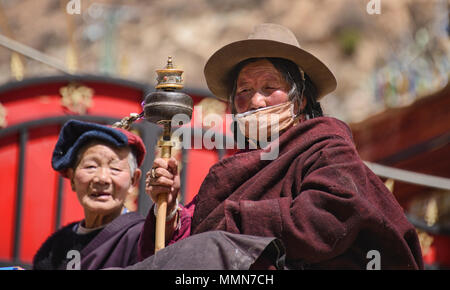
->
234;59;291;113
67;143;137;216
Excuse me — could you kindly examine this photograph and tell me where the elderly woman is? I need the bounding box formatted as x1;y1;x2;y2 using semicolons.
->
138;23;423;269
33;120;146;270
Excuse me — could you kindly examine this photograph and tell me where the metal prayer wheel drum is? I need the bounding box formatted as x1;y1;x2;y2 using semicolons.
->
143;56;193;125
143;90;193;124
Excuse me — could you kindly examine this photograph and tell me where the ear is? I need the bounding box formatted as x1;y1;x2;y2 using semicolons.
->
293;96;307;116
300;97;307;113
66;168;76;191
130;168;142;189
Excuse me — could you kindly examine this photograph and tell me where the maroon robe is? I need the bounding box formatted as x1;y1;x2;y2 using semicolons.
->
140;117;424;269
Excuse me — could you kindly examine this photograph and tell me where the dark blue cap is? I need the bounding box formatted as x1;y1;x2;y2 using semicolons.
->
52;119;146;177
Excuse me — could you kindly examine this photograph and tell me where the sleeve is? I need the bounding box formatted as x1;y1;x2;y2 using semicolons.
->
231;136;399;264
137;200;195;261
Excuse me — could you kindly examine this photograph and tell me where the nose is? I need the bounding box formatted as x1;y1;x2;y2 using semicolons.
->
93;167;111;185
248;91;267;111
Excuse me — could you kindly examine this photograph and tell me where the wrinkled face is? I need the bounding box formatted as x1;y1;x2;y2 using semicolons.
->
68;143;136;216
234;59;291;113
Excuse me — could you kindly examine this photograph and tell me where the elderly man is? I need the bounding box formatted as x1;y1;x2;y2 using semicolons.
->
138;23;424;270
33;120;146;270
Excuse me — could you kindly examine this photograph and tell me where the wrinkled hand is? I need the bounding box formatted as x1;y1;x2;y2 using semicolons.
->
146;157;180;214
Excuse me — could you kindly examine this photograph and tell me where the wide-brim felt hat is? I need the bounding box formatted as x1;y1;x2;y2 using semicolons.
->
52;119;146;177
204;23;337;102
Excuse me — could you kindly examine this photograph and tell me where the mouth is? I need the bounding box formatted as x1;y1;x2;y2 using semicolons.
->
90;192;112;199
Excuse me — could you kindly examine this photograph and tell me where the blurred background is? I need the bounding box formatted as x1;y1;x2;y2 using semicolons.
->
0;0;448;122
0;0;448;269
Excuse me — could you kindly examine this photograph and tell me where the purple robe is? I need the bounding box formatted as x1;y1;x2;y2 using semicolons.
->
33;212;144;270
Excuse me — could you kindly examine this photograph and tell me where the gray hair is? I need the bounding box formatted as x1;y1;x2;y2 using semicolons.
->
127;149;138;178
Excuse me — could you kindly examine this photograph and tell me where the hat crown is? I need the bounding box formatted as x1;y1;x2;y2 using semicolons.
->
247;23;300;48
204;23;337;102
52;120;146;177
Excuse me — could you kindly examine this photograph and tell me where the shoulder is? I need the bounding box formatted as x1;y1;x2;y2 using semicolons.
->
32;221;79;269
119;211;146;223
36;222;79;250
298;117;354;143
283;117;364;173
100;212;145;239
117;212;145;229
279;117;356;159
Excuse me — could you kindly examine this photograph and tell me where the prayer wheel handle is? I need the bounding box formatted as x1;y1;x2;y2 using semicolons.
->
154;121;173;252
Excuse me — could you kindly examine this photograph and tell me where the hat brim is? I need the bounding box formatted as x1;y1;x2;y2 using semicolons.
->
204;39;337;102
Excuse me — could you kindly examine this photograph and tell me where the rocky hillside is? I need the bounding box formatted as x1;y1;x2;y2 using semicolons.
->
0;0;448;123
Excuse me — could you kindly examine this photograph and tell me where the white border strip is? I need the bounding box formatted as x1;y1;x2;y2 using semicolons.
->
364;161;450;190
0;34;71;74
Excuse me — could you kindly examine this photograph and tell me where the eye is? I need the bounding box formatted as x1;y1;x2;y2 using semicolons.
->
265;84;279;90
83;164;96;170
237;89;249;95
